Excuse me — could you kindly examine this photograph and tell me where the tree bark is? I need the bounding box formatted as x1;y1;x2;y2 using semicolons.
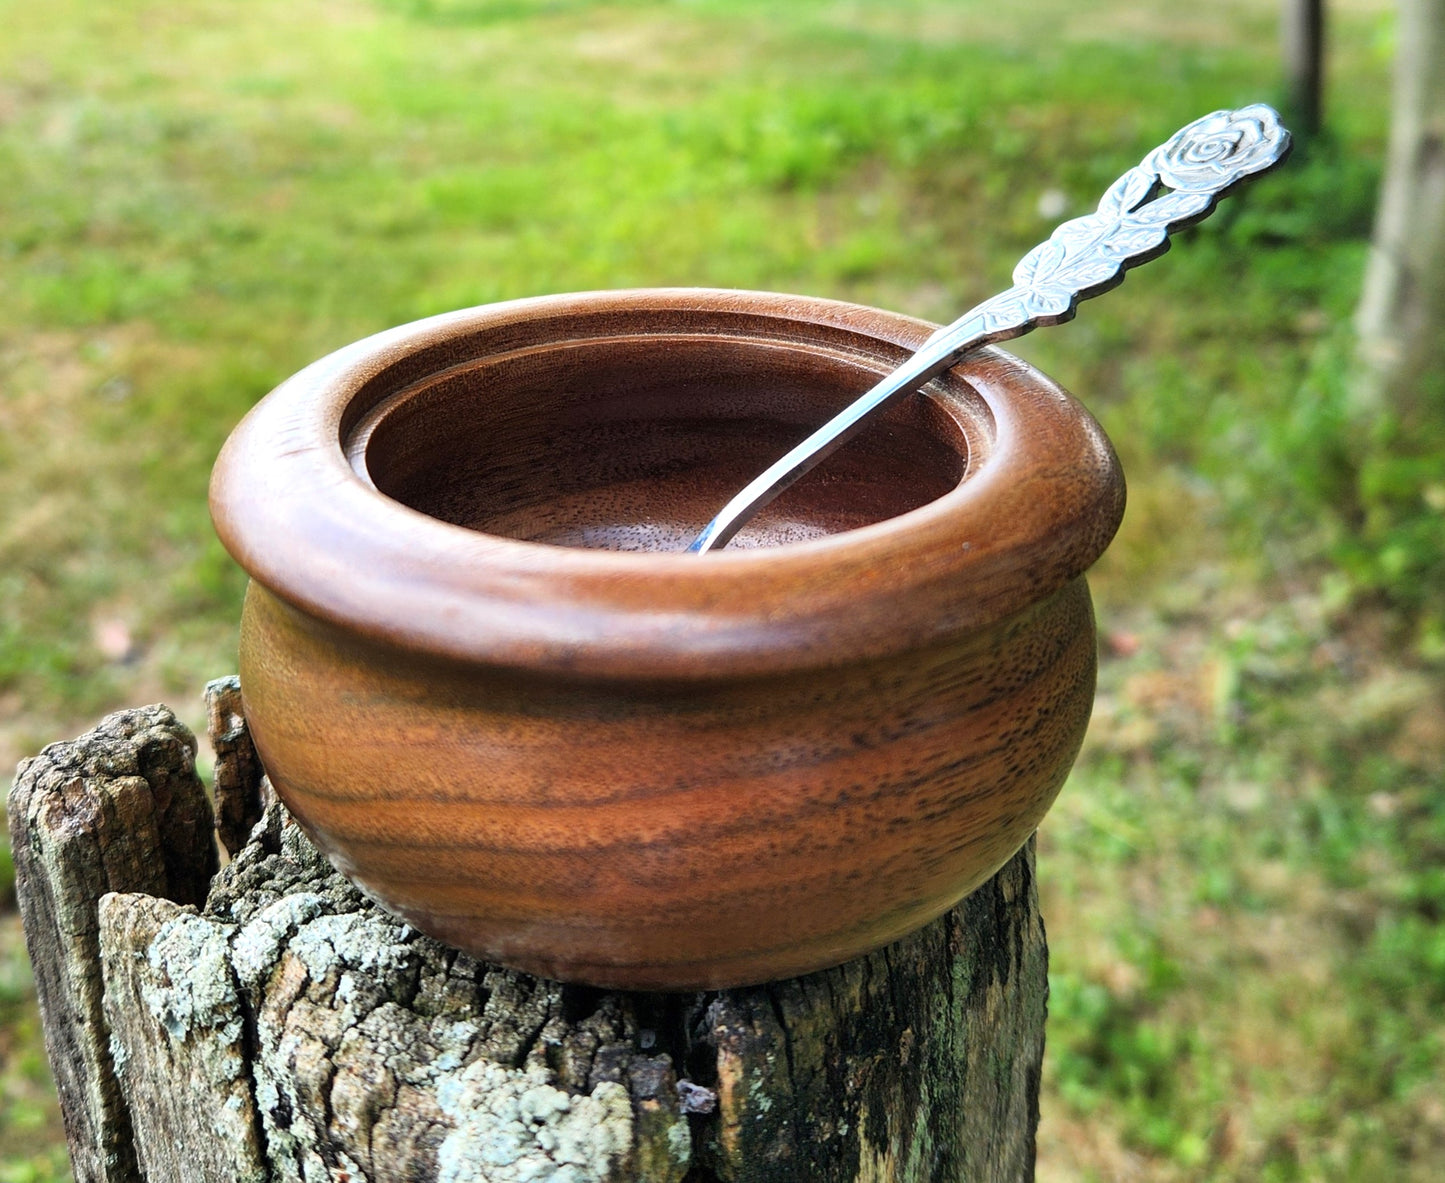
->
1356;0;1445;419
10;691;1049;1182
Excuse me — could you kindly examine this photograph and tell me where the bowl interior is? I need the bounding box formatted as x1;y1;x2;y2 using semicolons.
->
345;333;983;551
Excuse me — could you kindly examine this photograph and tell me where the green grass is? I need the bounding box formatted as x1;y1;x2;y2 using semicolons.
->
3;1;1441;1179
1041;593;1445;1178
0;917;70;1181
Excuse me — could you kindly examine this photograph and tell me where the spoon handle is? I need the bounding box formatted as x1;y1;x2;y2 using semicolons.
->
687;104;1291;554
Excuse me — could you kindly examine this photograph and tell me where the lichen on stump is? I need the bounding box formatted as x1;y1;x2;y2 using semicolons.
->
9;694;1049;1182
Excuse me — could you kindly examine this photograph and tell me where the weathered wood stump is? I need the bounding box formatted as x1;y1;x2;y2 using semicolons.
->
9;681;1049;1182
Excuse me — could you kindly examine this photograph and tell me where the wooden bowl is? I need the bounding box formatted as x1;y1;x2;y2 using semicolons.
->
210;288;1124;990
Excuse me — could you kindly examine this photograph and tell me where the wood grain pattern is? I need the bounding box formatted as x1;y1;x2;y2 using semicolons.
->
7;706;218;1183
210;288;1124;989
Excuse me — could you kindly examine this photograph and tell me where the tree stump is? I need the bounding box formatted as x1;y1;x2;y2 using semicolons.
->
9;681;1049;1182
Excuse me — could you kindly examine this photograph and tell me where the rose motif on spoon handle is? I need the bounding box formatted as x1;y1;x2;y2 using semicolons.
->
689;105;1293;554
934;104;1293;353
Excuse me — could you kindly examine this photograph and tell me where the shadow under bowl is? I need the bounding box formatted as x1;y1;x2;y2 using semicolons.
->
210;288;1125;990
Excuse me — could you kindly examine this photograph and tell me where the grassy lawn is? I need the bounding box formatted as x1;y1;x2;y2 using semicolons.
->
3;0;1441;1179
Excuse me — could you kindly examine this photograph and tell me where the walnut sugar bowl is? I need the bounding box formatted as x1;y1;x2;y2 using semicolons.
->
209;288;1124;990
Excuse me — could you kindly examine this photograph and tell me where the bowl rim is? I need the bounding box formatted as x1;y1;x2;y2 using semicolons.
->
210;287;1124;678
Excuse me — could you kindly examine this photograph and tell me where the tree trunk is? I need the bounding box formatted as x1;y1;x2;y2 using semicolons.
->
1282;0;1326;139
10;682;1049;1183
1356;0;1445;419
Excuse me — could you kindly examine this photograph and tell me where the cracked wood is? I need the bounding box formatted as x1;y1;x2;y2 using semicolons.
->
11;697;1048;1181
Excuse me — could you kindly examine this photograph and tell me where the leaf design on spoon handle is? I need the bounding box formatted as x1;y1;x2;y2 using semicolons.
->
927;104;1292;354
688;105;1292;553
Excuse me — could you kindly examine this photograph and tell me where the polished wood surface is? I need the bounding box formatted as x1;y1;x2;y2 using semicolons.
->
351;332;966;552
211;289;1125;989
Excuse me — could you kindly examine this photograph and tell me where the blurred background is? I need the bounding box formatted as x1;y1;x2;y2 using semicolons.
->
2;0;1441;1179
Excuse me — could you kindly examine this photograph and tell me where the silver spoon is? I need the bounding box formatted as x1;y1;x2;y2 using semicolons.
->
688;104;1292;554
